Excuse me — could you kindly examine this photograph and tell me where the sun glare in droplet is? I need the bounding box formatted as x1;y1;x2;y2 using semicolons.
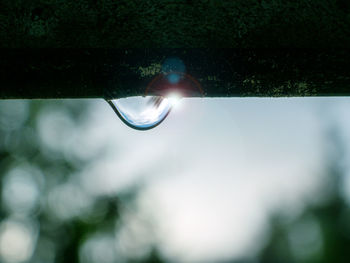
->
167;93;182;108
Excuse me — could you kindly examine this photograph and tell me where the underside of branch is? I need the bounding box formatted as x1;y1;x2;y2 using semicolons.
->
1;49;349;99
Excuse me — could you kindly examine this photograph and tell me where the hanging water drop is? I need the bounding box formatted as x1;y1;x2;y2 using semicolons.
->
107;96;175;130
105;57;201;130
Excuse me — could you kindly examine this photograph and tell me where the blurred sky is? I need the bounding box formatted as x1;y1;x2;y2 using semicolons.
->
1;97;350;263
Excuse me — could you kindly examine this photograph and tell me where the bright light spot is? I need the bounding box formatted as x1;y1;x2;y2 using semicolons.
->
37;108;76;152
2;167;40;215
48;182;93;220
80;234;116;263
0;220;36;263
166;93;182;108
115;212;154;261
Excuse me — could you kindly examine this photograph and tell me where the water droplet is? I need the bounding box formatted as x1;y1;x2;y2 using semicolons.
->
107;96;174;130
105;57;202;130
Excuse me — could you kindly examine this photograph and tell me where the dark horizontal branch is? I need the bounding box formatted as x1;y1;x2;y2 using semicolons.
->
1;49;350;99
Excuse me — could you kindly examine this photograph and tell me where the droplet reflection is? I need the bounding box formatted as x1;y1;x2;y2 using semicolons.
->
107;96;174;130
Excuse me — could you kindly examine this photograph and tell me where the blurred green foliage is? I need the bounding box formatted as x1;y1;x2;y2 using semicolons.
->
259;127;350;263
0;100;164;263
0;100;350;263
1;99;350;262
0;0;350;47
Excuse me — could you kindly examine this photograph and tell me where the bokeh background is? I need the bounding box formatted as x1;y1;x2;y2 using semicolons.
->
0;97;350;263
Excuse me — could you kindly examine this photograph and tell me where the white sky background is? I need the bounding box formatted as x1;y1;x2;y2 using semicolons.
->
71;97;348;262
6;97;350;263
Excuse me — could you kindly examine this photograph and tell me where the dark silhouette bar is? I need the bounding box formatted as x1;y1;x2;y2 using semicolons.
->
1;49;350;99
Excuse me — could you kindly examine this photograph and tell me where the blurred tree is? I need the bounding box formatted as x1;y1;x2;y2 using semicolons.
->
259;125;350;263
1;98;350;263
0;100;164;263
